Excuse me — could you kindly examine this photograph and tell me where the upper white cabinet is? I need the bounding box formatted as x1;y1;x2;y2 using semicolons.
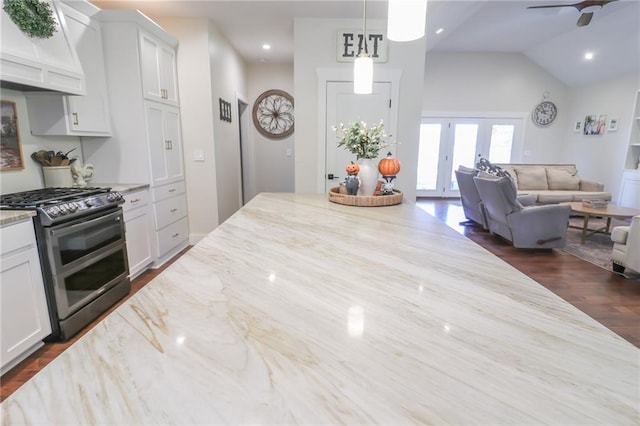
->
1;219;52;375
0;0;84;95
140;31;179;106
26;3;112;137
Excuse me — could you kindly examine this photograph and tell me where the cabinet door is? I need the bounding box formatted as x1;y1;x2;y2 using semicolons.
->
164;106;185;183
146;102;170;186
146;103;184;186
124;209;153;279
64;6;112;134
160;45;179;105
140;31;178;106
1;224;52;372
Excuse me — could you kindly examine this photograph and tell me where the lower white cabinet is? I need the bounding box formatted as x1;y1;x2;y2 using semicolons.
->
1;219;52;375
122;189;153;279
151;182;189;266
618;169;640;208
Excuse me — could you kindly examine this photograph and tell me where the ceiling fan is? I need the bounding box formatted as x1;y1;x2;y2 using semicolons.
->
527;0;617;27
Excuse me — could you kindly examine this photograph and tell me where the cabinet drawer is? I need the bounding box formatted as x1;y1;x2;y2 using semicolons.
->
1;220;37;256
156;217;188;258
122;189;150;214
153;194;187;230
151;181;185;203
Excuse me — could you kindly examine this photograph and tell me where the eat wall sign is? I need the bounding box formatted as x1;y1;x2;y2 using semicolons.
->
336;30;388;63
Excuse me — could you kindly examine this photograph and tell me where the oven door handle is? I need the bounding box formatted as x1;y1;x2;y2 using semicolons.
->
48;209;123;237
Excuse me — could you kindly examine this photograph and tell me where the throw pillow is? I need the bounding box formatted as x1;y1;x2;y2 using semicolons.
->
515;167;548;190
476;158;512;178
546;168;580;190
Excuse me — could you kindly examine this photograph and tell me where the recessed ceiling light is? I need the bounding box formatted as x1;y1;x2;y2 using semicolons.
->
584;52;594;60
262;44;271;50
435;28;444;35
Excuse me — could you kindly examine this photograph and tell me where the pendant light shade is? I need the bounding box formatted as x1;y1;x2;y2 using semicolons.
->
354;53;373;94
387;0;427;42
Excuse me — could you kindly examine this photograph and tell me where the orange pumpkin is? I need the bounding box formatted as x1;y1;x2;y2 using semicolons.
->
345;161;360;175
378;152;401;176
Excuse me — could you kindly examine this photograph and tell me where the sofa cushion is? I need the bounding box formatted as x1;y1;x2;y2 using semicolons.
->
546;168;580;190
500;166;518;187
572;192;613;202
515;167;548;190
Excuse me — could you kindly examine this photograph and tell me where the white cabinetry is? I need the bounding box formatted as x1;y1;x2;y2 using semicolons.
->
26;2;111;137
122;189;153;279
140;31;179;106
146;102;184;186
82;10;188;268
619;170;640;208
1;219;52;375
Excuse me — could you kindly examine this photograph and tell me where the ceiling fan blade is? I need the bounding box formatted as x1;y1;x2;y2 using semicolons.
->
577;11;594;26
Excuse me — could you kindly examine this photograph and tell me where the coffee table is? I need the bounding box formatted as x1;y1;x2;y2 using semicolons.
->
562;202;640;244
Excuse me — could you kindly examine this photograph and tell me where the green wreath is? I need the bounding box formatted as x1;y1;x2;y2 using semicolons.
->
3;0;57;39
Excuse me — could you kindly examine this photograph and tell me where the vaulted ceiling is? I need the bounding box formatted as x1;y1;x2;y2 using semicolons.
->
91;0;640;87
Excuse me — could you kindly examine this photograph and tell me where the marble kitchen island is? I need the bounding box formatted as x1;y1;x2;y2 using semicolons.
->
1;193;638;425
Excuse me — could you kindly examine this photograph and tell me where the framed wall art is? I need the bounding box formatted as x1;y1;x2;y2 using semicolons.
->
583;114;606;135
0;100;25;171
608;117;619;132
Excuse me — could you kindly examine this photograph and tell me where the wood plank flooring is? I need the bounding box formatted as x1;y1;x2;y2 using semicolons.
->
416;198;640;348
2;200;639;402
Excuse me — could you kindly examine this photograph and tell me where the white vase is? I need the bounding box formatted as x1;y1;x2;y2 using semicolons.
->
357;158;379;196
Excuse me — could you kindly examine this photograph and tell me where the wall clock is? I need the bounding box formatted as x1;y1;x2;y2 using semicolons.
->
252;89;295;139
532;99;558;127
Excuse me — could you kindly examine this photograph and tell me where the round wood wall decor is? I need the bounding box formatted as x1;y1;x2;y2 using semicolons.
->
252;89;294;139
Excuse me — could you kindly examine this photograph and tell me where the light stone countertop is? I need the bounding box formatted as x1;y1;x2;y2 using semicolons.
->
0;210;36;226
1;193;638;424
91;182;150;194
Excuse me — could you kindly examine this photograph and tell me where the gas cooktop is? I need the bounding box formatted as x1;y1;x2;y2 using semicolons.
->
1;187;124;226
0;187;110;208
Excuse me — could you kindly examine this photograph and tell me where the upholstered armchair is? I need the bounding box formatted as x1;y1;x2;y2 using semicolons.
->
611;215;640;275
455;167;487;229
473;175;571;249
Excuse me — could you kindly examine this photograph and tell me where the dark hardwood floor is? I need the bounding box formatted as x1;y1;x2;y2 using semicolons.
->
0;247;191;403
2;199;639;402
416;198;640;349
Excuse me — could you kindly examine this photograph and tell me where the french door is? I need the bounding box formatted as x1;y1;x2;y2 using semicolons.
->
417;117;523;197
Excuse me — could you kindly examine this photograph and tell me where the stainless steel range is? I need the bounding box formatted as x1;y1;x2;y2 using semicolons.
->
1;187;130;340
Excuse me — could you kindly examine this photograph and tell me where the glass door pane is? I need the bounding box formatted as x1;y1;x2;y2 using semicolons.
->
488;124;515;163
449;123;478;192
417;123;441;191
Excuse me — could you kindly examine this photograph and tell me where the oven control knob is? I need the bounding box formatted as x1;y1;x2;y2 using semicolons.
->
107;192;123;202
67;202;78;212
59;204;69;214
46;206;61;217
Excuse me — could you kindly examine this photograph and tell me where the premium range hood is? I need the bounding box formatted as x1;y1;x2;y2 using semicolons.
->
0;0;85;95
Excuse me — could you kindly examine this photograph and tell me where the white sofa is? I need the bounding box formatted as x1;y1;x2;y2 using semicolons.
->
611;215;640;275
495;164;611;204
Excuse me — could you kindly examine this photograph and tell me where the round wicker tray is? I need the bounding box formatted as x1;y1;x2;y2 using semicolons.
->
328;187;403;207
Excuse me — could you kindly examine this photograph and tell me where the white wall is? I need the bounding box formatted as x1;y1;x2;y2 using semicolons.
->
246;62;295;201
0;89;83;194
294;18;426;202
423;52;569;163
152;17;220;243
565;73;639;202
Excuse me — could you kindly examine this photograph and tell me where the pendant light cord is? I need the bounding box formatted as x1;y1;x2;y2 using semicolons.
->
362;0;367;53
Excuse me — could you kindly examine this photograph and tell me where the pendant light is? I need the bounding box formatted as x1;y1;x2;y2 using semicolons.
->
387;0;428;42
354;0;373;94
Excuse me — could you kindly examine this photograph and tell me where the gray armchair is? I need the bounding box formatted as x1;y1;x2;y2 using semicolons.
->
455;167;487;228
473;175;571;249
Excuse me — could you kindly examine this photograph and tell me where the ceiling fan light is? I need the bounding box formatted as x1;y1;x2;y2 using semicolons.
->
354;54;373;94
387;0;428;42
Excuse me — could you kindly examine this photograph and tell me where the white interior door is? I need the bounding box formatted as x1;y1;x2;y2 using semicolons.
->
417;116;522;197
325;81;391;192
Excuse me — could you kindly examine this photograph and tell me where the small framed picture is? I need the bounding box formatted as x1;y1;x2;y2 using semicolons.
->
1;100;25;171
573;121;582;132
608;118;618;132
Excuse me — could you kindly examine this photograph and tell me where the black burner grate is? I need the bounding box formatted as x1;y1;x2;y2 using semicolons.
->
0;187;110;208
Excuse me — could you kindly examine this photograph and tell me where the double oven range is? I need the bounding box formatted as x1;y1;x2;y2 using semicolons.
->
1;187;131;341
